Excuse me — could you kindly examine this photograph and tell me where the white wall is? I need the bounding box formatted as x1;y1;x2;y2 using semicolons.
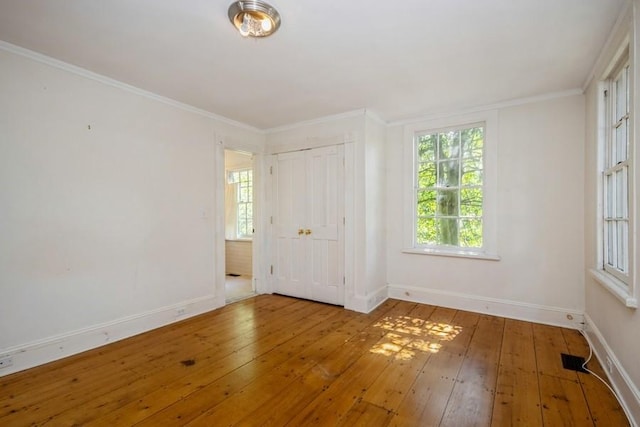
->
584;2;640;423
0;46;264;375
362;114;388;307
225;240;252;276
386;95;586;327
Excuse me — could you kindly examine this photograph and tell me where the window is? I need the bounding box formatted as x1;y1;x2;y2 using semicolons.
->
603;56;631;285
415;124;484;248
592;43;637;308
228;168;253;239
403;111;498;260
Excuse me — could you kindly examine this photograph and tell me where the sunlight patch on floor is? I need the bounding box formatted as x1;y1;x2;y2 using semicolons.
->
370;315;462;360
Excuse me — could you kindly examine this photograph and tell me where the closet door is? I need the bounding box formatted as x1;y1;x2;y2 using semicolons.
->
272;145;344;305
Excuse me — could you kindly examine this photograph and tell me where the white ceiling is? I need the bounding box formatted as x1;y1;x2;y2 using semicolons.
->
0;0;626;130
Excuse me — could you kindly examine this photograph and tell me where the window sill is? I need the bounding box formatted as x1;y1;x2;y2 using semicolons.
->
402;248;501;261
589;269;638;309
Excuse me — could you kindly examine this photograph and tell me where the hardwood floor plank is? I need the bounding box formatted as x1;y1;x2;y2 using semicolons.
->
439;315;504;427
184;307;364;425
390;308;479;426
491;319;543;426
230;300;403;427
283;301;419;426
362;303;441;412
90;299;331;426
539;374;593;426
0;296;628;427
189;301;405;425
337;399;395;427
534;324;593;426
5;297;319;426
0;295;283;414
532;323;577;381
561;329;630;426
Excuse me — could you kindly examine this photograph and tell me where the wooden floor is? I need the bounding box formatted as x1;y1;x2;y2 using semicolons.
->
0;295;629;426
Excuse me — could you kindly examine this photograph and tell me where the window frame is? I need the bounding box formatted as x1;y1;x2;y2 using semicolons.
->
592;40;638;308
603;56;631;284
403;110;499;260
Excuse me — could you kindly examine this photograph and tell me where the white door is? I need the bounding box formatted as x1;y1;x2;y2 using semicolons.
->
272;145;344;305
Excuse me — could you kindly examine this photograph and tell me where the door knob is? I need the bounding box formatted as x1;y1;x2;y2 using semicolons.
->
305;229;312;235
298;228;304;235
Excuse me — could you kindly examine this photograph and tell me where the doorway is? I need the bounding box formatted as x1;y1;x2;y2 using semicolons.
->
224;149;255;302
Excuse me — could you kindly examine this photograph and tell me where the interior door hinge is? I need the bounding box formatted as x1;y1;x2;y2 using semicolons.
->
270;265;274;275
343;276;345;285
270;166;273;175
343;217;345;225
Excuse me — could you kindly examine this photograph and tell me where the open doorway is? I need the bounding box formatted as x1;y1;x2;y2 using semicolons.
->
224;149;255;302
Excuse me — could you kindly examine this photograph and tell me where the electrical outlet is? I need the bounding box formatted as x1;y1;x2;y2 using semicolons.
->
0;356;14;369
606;356;613;374
176;307;186;316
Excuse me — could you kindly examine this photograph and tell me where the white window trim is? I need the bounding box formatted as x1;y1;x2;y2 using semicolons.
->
403;110;499;260
590;268;638;308
594;36;637;309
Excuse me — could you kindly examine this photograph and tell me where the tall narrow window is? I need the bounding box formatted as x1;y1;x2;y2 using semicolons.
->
228;168;253;239
415;124;485;249
403;111;498;260
603;55;631;286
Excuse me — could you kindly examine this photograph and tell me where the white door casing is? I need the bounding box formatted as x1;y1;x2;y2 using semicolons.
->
272;145;345;305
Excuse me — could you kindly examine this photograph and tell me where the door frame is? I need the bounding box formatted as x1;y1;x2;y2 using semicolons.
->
265;140;355;307
215;136;265;307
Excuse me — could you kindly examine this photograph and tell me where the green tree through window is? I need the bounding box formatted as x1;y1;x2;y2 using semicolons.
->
415;125;484;248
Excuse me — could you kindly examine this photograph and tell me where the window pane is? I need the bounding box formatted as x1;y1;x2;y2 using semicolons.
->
606;221;614;266
616;120;628;163
605;174;613;217
417;163;436;188
461;158;483;186
460;188;483;217
417;217;437;245
615;70;627;121
438;160;459;187
417;190;437;216
615;169;625;218
461;127;484;158
438;131;460;159
436;190;459;216
459;219;483;248
617;221;626;271
436;218;458;246
417;135;437;162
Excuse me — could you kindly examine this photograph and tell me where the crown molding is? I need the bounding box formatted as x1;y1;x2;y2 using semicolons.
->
0;40;262;134
388;88;584;127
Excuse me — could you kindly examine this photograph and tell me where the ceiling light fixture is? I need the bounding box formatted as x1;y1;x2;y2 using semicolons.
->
228;1;281;38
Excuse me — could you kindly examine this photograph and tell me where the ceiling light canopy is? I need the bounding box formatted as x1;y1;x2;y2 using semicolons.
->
228;1;281;38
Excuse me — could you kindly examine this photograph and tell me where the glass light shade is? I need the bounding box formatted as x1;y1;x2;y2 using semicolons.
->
228;1;281;38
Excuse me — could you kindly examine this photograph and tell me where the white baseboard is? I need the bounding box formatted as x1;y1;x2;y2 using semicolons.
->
583;314;640;427
346;286;388;313
387;284;584;329
0;295;221;377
